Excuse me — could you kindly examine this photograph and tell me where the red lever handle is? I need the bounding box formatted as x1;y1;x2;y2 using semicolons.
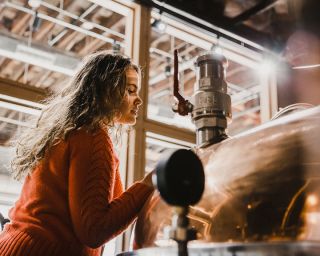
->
172;49;193;116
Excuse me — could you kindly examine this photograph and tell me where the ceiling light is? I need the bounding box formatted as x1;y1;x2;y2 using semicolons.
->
165;57;171;77
31;13;42;32
211;44;223;55
165;65;171;77
112;41;121;54
81;21;94;30
28;0;42;8
152;19;167;33
213;46;223;55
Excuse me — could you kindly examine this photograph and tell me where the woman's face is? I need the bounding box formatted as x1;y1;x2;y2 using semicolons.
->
116;67;142;125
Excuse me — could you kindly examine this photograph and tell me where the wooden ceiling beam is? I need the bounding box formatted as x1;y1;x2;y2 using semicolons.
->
65;33;86;51
33;20;56;41
11;65;25;81
0;77;48;104
34;70;52;88
57;30;80;49
11;12;31;35
0;59;16;77
78;16;125;55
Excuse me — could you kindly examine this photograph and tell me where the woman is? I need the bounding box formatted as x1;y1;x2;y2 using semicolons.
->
0;51;154;256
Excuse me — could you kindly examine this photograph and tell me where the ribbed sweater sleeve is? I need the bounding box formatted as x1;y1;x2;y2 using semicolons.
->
113;168;124;199
68;129;153;249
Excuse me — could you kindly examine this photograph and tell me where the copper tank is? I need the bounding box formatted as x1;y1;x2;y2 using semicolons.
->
133;106;320;253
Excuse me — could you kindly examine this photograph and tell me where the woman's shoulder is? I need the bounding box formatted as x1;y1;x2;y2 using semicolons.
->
66;126;118;163
68;126;112;146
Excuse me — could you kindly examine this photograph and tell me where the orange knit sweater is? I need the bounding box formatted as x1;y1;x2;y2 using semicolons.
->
0;128;153;256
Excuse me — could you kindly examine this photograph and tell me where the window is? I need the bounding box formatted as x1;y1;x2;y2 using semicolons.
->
145;132;194;174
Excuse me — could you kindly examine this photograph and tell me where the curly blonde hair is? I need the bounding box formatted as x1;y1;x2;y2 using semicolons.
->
11;51;139;180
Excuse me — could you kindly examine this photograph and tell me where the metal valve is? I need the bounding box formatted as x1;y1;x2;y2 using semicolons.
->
172;49;231;147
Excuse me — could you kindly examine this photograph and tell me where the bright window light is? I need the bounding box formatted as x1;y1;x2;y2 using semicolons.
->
258;59;276;75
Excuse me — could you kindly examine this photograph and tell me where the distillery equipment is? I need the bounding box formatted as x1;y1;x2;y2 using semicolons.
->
172;49;231;147
119;50;320;256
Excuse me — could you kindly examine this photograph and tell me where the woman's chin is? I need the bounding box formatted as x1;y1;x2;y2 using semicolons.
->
118;118;137;125
128;118;137;125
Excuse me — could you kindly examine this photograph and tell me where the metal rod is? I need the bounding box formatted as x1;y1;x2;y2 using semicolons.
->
178;242;188;256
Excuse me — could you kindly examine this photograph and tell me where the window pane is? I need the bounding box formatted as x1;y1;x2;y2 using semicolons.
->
0;146;22;219
102;237;116;256
148;30;201;131
145;132;194;174
0;106;37;219
227;62;261;135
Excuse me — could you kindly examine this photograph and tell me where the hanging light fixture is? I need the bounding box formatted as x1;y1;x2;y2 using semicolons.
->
28;0;42;8
112;40;121;54
164;57;171;77
151;11;167;33
31;12;42;32
211;35;223;54
212;44;223;54
152;19;167;33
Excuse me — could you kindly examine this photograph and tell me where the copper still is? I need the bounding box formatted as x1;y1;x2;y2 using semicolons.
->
120;50;320;255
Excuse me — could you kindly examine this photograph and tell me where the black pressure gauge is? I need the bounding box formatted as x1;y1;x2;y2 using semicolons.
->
154;149;205;207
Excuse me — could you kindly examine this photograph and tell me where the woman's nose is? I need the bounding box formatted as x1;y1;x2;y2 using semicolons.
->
135;96;143;106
